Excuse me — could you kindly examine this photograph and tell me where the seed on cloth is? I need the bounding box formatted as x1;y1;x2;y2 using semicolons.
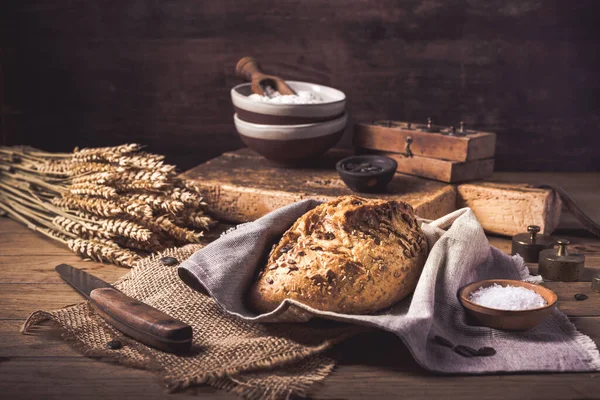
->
574;293;588;301
159;256;179;266
454;345;476;357
107;340;123;350
434;336;497;358
454;345;479;357
476;347;497;356
434;335;454;348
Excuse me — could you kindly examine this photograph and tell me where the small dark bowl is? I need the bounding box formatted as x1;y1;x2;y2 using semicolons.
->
336;155;398;193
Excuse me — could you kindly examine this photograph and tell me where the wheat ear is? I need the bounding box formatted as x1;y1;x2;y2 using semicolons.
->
53;194;122;217
69;183;117;199
67;238;141;268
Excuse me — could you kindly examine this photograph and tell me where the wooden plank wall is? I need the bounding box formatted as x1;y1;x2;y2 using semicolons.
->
1;0;599;171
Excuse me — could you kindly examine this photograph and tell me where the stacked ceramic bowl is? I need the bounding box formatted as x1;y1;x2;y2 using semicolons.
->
231;81;347;165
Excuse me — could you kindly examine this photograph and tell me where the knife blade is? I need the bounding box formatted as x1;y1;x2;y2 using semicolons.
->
55;264;193;353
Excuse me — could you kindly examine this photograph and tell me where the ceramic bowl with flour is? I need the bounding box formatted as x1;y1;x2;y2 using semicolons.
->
233;112;347;165
231;81;346;125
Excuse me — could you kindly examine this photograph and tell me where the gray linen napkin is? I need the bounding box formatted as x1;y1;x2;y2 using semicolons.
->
179;200;600;373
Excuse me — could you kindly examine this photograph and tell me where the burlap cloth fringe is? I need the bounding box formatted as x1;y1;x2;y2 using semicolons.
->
22;245;366;399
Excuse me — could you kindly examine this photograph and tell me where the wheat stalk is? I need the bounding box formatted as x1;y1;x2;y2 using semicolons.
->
52;216;113;240
53;194;122;217
67;238;141;268
144;214;203;243
69;162;115;175
72;170;170;190
170;187;205;207
0;144;217;270
69;183;117;199
70;171;115;185
72;144;142;163
120;199;153;219
127;192;185;214
113;153;176;173
36;160;73;176
178;178;204;194
178;209;214;230
101;218;154;242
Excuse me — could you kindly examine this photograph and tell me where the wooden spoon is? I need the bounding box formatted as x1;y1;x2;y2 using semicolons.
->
235;56;297;97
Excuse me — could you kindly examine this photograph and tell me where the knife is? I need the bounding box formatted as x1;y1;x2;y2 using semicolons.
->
55;264;193;353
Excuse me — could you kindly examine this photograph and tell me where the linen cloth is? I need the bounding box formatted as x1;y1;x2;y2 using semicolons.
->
179;200;600;374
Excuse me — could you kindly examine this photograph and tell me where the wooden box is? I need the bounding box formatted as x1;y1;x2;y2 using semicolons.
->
354;121;496;183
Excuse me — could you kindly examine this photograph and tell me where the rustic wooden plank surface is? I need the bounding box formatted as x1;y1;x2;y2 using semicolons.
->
1;171;600;399
182;148;457;222
3;1;600;172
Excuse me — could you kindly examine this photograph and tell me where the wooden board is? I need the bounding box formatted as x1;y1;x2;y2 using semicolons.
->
354;121;497;162
182;149;580;237
182;148;457;223
366;150;495;183
457;181;562;236
2;212;600;400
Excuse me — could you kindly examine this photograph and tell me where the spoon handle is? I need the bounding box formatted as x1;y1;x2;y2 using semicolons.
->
236;56;264;82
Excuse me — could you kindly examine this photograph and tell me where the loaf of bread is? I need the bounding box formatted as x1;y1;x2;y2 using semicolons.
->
248;195;428;314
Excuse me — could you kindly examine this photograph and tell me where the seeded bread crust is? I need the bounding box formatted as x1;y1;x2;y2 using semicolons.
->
247;196;428;315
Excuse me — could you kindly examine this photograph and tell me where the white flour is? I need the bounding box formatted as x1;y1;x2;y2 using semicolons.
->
248;90;324;104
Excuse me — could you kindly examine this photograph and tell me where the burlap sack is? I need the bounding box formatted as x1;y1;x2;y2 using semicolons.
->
23;245;367;400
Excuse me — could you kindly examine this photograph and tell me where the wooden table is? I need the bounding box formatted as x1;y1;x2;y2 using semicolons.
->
1;173;599;400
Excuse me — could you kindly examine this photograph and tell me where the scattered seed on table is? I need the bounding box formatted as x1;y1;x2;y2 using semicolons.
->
574;293;588;301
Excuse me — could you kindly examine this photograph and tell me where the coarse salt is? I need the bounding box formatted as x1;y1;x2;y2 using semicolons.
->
467;283;547;311
248;90;324;104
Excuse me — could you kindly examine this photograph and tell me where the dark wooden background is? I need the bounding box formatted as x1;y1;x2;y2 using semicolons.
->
1;0;599;171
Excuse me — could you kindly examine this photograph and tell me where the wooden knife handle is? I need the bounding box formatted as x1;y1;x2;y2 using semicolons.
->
89;287;193;353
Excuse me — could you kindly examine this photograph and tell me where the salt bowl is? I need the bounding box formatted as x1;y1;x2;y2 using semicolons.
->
459;279;557;331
